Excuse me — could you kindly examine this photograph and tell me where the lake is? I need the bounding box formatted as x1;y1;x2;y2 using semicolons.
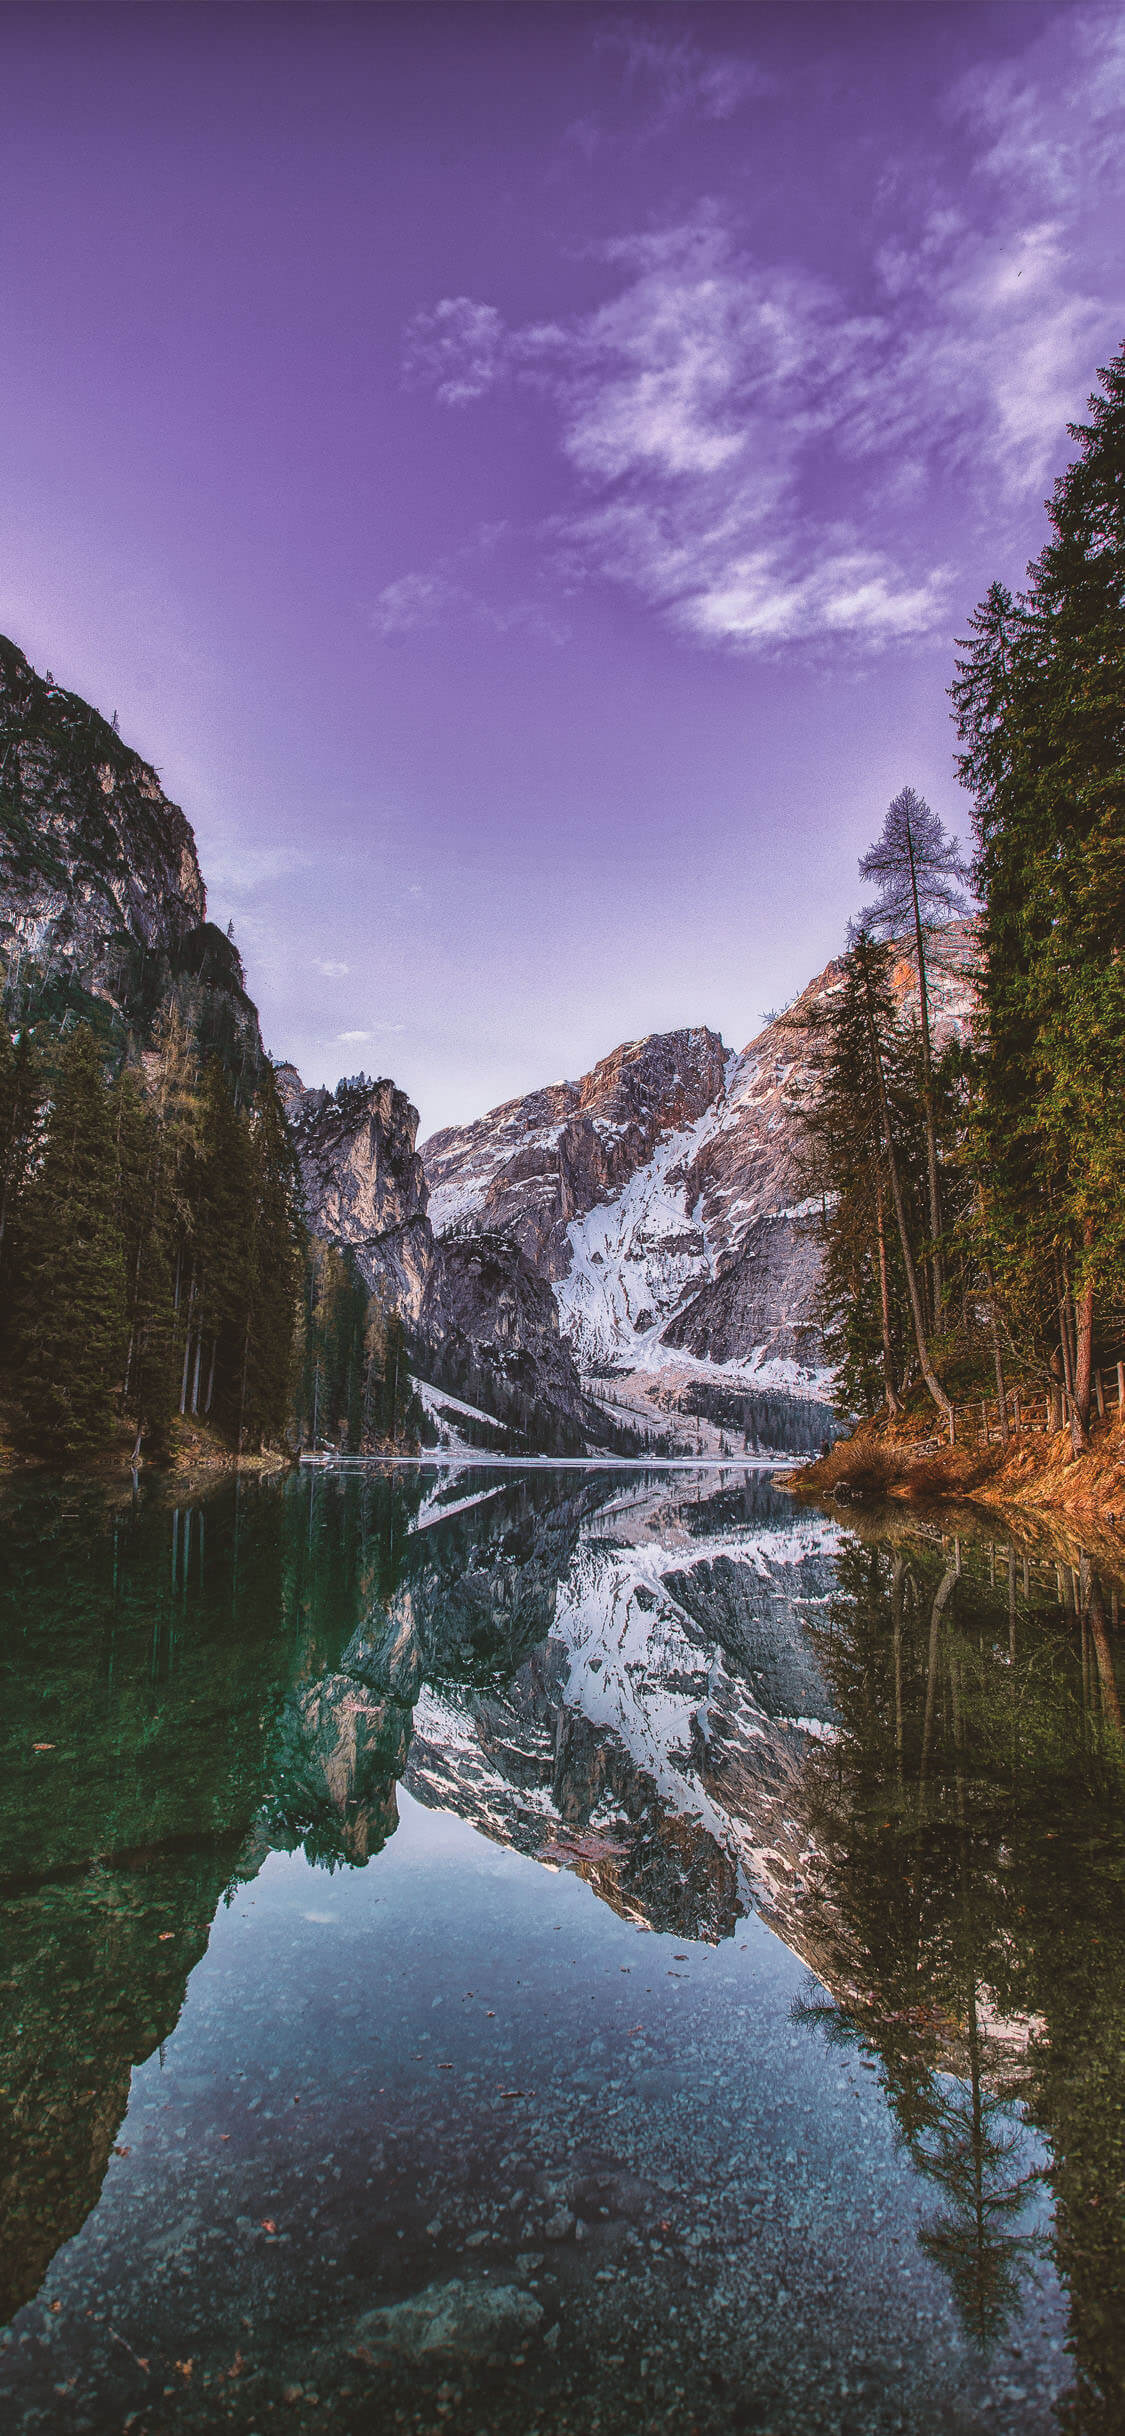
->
0;1463;1122;2434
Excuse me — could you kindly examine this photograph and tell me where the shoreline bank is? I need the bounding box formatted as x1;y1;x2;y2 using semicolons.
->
784;1413;1125;1555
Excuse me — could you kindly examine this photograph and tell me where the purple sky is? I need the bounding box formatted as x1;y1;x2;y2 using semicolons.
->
2;4;1122;1133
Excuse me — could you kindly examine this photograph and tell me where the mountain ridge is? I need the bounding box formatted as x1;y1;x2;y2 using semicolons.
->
419;926;977;1395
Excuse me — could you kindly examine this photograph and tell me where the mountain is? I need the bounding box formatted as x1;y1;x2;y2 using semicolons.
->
1;628;974;1448
0;634;263;1074
424;1026;729;1280
420;928;977;1403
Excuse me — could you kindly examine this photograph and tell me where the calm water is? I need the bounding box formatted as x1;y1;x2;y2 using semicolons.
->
0;1465;1122;2436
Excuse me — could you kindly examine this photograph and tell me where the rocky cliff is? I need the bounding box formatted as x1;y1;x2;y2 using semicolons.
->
276;1065;433;1324
0;632;594;1450
0;632;263;1067
422;1231;591;1450
276;1064;591;1447
420;930;977;1392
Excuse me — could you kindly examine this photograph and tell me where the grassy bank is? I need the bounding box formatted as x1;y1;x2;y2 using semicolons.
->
786;1410;1125;1550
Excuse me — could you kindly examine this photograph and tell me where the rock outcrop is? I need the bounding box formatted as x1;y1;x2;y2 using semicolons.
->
421;1233;589;1452
278;1067;591;1448
0;632;263;1067
276;1065;433;1324
661;1212;823;1368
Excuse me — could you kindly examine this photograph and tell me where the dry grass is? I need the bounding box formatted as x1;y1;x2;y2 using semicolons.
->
786;1411;1125;1546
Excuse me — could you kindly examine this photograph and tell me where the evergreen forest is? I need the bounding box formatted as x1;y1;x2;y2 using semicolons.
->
797;344;1125;1452
0;1005;427;1465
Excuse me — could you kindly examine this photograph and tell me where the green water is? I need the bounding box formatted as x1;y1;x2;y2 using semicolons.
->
0;1465;1122;2434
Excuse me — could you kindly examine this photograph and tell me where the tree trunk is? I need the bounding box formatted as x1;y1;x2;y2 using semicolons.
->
1087;1578;1123;1733
861;962;952;1428
1056;1268;1077;1442
1071;1232;1095;1454
179;1283;195;1415
905;826;944;1319
991;1315;1009;1447
874;1173;900;1416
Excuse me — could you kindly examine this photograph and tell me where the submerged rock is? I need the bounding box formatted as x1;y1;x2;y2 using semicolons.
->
355;2275;544;2360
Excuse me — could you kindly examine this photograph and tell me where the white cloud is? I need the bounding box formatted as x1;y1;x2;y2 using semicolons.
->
597;24;775;128
203;841;312;895
335;1024;405;1044
683;549;951;650
400;14;1124;655
373;571;469;635
403;296;506;404
951;9;1125;206
315;958;350;978
844;216;1109;501
372;561;568;645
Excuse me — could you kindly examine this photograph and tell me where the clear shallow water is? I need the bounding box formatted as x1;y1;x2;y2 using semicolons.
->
0;1465;1122;2435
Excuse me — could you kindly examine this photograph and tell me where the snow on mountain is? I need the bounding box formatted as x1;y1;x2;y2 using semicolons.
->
552;1087;734;1364
422;1026;728;1282
419;927;977;1392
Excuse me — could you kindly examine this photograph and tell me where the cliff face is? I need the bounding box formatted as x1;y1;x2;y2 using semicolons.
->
661;1212;824;1369
422;1232;589;1449
276;1065;434;1325
277;1067;589;1445
0;633;262;1065
664;929;977;1369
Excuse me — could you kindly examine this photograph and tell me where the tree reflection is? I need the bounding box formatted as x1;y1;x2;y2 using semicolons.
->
913;1989;1043;2347
793;1522;1125;2423
0;1464;605;2312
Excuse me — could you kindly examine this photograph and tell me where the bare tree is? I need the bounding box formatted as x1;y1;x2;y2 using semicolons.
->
859;786;972;1322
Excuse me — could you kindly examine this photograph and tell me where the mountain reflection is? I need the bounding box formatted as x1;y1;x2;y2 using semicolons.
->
0;1467;1123;2430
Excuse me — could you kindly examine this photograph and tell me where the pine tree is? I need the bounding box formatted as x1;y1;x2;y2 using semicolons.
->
298;1239;370;1450
112;1065;177;1460
797;935;904;1416
237;1074;304;1450
14;1025;128;1455
175;1056;253;1429
953;345;1125;1447
796;930;952;1425
0;1025;41;1338
859;786;972;1321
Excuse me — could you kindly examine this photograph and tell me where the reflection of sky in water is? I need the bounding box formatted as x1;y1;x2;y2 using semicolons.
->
0;1466;1121;2434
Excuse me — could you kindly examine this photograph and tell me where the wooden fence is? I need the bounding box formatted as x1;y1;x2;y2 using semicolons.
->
948;1361;1125;1448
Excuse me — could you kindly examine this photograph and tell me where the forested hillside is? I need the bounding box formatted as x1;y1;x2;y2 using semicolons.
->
0;642;421;1464
0;1014;300;1459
